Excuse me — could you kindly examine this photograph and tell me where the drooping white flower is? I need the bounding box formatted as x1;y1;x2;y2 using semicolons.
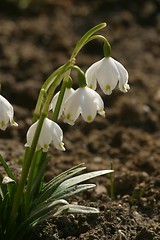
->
0;95;18;130
85;57;129;95
26;118;65;152
49;88;75;119
63;86;105;125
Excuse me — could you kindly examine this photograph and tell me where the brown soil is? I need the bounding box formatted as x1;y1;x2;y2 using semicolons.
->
0;0;160;239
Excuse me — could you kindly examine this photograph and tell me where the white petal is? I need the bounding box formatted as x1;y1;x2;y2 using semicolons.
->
79;88;98;122
26;118;55;151
79;87;105;122
2;176;15;184
114;59;129;92
50;88;75;119
85;60;101;90
26;121;38;147
26;118;65;151
0;95;17;130
96;58;119;95
38;118;53;151
63;90;81;125
92;91;105;117
51;121;65;151
49;92;59;111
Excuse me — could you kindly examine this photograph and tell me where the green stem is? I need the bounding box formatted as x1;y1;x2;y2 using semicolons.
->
70;22;107;60
52;81;67;122
86;34;111;57
10;113;46;222
42;64;66;91
31;151;47;196
32;63;70;122
71;65;87;87
22;69;70;213
109;162;114;199
33;23;107;122
32;89;46;123
52;69;72;122
25;151;39;211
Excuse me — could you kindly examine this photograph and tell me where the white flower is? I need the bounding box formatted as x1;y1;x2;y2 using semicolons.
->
0;95;18;130
2;176;15;184
49;88;75;119
63;86;105;125
26;118;65;152
85;57;129;95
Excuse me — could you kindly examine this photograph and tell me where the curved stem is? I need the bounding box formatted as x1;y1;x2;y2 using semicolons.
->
51;69;73;121
33;23;107;123
51;81;67;122
86;34;111;57
42;64;66;91
71;65;87;87
32;88;46;123
32;63;70;122
70;23;107;60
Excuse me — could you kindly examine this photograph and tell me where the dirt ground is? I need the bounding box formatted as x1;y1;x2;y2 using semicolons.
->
0;0;160;239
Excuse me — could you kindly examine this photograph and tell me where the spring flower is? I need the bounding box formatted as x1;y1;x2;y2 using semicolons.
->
0;95;18;130
63;86;105;125
26;118;65;152
50;88;75;119
85;57;129;95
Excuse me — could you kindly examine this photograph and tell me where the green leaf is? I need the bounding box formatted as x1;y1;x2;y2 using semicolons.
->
26;199;69;227
52;184;96;200
53;203;99;216
31;153;47;196
53;169;113;196
0;154;16;182
34;163;86;204
0;174;6;200
29;166;113;231
0;193;11;230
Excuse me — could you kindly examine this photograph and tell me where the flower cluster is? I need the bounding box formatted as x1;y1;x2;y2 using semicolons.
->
0;23;129;239
0;57;129;152
50;86;105;125
50;56;129;124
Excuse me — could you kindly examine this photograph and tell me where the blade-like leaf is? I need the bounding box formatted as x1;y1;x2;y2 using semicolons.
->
31;153;47;196
43;163;86;191
0;174;6;200
28;199;68;224
34;164;86;204
53;170;114;195
48;184;96;200
17;200;69;232
54;203;99;216
30;202;99;227
0;154;16;181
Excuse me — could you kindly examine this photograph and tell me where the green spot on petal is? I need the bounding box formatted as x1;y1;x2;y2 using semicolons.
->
106;85;110;91
1;121;5;127
89;84;93;89
44;144;48;149
87;115;92;122
66;113;70;120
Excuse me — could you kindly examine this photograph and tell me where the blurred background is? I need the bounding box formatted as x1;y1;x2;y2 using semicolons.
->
0;1;160;239
0;0;159;135
0;0;160;167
